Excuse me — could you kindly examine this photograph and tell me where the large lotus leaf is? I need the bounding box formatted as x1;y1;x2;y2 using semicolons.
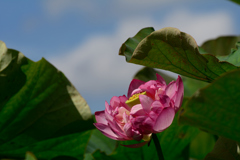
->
179;69;240;142
119;27;238;82
0;41;94;159
1;130;92;160
201;36;240;56
183;38;240;97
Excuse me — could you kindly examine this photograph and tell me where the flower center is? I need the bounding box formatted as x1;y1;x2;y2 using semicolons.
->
125;91;146;107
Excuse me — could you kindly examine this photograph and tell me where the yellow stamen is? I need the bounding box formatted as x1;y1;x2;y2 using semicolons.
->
142;133;152;141
125;91;146;107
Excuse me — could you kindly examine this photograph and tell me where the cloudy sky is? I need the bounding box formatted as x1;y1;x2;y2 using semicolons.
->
1;1;240;113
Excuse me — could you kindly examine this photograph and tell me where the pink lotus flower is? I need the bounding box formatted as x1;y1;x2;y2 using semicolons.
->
94;74;183;144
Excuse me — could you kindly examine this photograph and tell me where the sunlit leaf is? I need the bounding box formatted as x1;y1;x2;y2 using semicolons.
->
119;27;155;61
119;27;238;82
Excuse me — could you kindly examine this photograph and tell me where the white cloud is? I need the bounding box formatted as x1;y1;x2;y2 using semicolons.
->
49;17;154;96
43;0;196;18
161;10;235;45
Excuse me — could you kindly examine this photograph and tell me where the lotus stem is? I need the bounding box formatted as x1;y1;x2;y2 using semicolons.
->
152;133;165;160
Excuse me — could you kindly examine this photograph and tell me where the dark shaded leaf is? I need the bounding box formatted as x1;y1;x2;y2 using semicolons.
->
0;41;94;159
182;76;208;97
133;67;175;84
201;36;240;56
179;69;240;142
51;155;78;160
85;129;117;155
204;137;240;160
189;131;216;160
0;130;92;160
157;113;199;160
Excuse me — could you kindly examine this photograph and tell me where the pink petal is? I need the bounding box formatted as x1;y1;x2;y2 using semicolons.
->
116;107;128;116
119;95;128;102
139;95;153;113
151;101;163;115
123;112;129;124
131;116;146;129
119;95;131;111
127;79;145;98
105;101;111;113
131;88;143;95
95;111;108;125
105;109;114;122
142;117;154;133
143;117;154;127
132;129;143;141
139;80;157;96
149;111;159;120
153;107;175;133
174;76;184;111
123;122;132;137
165;81;177;99
110;96;120;108
159;95;171;108
108;120;130;139
120;141;149;148
115;107;129;125
94;123;126;140
130;104;146;116
156;73;166;86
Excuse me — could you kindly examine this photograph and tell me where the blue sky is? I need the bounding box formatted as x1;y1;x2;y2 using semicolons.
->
1;0;240;113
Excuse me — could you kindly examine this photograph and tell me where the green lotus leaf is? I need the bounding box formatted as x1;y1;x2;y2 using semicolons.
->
179;69;240;142
119;27;238;82
0;41;94;159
